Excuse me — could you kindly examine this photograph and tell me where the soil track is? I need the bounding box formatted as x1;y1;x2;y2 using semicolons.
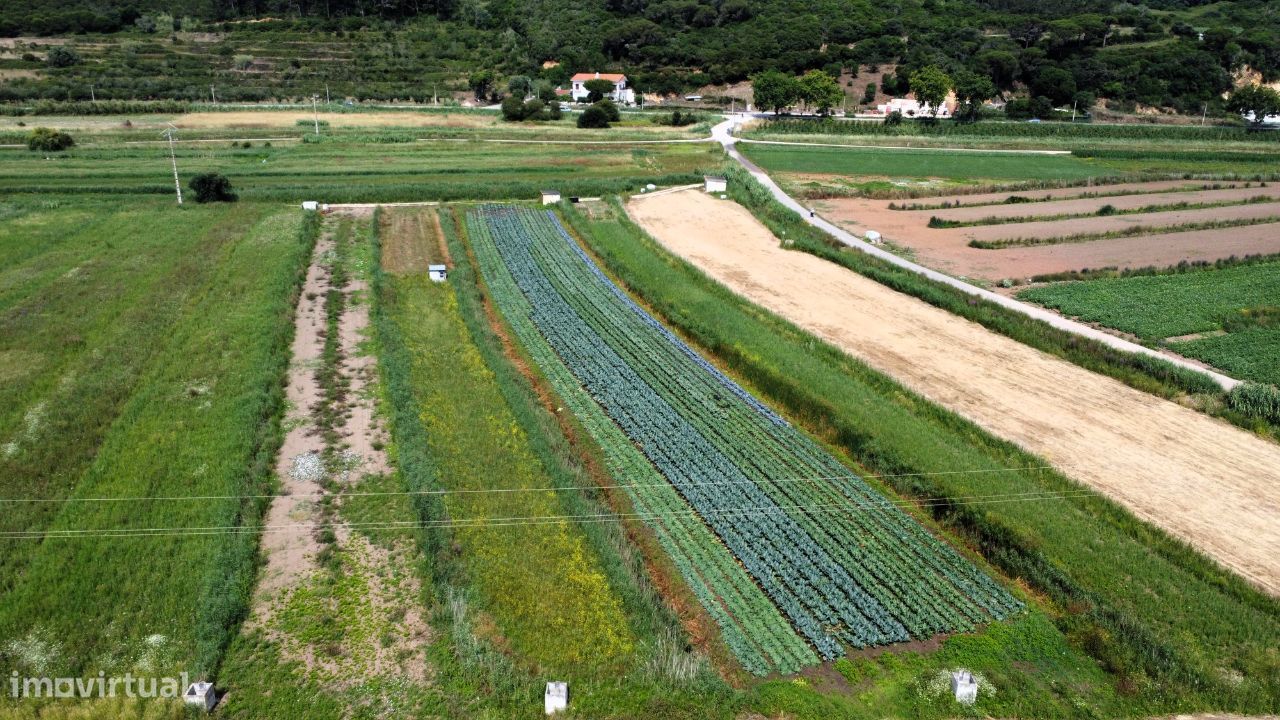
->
627;189;1280;595
820;180;1280;280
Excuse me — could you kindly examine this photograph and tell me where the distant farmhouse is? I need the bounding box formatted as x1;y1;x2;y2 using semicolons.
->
876;93;957;118
569;72;636;105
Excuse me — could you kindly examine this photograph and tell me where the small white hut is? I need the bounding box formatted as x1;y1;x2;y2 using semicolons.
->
428;264;448;283
301;200;319;211
951;670;978;705
704;176;727;193
544;681;568;715
541;189;562;205
863;230;883;244
184;681;217;712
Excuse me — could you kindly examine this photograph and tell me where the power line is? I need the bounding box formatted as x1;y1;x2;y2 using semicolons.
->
0;487;1098;541
0;465;1061;505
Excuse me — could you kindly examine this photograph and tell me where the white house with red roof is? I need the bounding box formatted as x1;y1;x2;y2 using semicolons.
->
569;72;636;105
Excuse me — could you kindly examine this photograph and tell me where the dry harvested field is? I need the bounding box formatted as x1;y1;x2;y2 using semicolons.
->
818;180;1280;281
628;189;1280;595
176;110;498;129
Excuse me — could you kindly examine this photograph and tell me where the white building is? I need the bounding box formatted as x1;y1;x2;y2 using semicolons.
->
704;176;727;193
184;682;217;712
877;94;955;118
1243;111;1280;125
569;72;636;105
544;681;568;715
428;264;447;282
541;189;561;205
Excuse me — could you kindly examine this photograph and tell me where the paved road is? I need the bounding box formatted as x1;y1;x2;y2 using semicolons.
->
709;115;1239;391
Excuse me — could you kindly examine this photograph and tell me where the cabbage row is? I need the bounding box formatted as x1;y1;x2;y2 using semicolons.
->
465;205;1021;673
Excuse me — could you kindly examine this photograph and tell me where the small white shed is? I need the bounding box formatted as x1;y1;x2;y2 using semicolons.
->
951;670;978;705
184;681;217;712
428;264;448;283
541;190;562;205
301;200;319;211
544;681;568;715
704;176;728;193
864;230;883;244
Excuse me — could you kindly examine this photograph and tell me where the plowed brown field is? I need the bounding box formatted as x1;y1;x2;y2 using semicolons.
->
819;180;1280;281
628;189;1280;595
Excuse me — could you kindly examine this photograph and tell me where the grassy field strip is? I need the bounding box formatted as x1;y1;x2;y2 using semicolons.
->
889;181;1264;210
740;142;1102;182
926;192;1280;227
739;138;1072;155
377;210;637;675
967;216;1280;249
0;203;315;679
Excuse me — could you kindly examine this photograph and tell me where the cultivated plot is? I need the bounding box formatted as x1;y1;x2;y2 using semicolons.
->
627;189;1280;596
466;205;1021;675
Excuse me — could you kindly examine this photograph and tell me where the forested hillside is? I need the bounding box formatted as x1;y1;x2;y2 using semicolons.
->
1;0;1278;111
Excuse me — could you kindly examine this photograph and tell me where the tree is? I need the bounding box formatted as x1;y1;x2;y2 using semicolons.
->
507;75;533;99
952;70;996;122
1227;85;1280;126
861;82;877;104
27;127;74;152
909;65;952;119
1030;66;1076;106
577;105;611;128
501;94;528;120
751;69;799;115
45;46;80;68
595;98;621;121
190;172;237;203
468;69;496;102
797;70;844;114
584;78;615;103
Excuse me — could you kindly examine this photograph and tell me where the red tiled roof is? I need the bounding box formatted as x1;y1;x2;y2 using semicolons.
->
570;72;626;82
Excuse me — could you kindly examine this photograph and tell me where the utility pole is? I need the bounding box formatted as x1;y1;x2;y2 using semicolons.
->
162;124;183;205
1201;103;1208;126
1071;100;1077;122
211;85;217;103
432;84;438;106
312;95;320;135
90;85;95;102
325;83;330;104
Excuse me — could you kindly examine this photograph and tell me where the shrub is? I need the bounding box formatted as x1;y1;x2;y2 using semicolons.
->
1226;383;1280;424
27;127;74;151
577;105;611;129
1096;204;1117;216
884;110;903;126
45;46;81;68
189;172;238;203
596;98;621;122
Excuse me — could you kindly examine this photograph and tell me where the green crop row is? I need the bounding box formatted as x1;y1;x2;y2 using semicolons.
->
752;118;1278;143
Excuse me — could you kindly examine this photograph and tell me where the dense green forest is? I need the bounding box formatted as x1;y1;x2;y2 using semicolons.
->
1;0;1278;111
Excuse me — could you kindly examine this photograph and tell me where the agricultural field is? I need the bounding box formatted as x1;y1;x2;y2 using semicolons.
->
808;180;1280;283
0;195;314;682
0;116;717;203
589;192;1280;713
1018;261;1280;386
467;204;1023;676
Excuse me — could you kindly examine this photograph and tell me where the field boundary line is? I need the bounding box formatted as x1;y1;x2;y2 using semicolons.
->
712;115;1239;391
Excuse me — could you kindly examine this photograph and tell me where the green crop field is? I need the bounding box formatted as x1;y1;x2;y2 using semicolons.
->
0;123;717;203
1018;262;1280;385
0;195;314;680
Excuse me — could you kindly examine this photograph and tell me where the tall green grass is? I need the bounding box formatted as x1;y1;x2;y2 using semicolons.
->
754;118;1278;143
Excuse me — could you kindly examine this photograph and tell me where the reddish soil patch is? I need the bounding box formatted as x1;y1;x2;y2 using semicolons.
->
820;180;1280;281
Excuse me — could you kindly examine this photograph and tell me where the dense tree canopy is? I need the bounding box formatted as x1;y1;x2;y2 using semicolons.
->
1;0;1278;113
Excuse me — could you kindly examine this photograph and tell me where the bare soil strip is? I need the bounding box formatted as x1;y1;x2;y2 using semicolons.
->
822;181;1280;280
957;201;1280;245
887;180;1238;209
246;209;430;685
628;190;1280;596
927;184;1280;223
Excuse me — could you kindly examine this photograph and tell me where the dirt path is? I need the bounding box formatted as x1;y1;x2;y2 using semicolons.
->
242;210;431;690
627;189;1280;595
